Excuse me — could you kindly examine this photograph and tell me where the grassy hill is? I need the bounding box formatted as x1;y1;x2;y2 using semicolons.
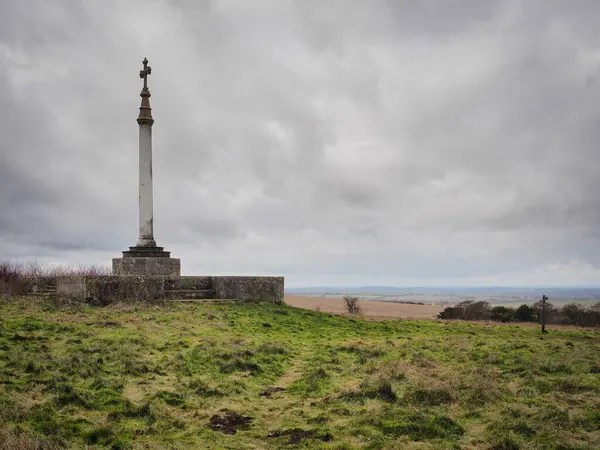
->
0;298;599;449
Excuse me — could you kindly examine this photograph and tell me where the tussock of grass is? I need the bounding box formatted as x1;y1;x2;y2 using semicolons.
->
488;436;521;450
366;410;464;440
403;387;454;406
291;366;331;395
340;378;397;403
153;390;187;407
458;367;508;408
373;360;407;382
186;379;225;398
338;343;385;364
179;339;289;378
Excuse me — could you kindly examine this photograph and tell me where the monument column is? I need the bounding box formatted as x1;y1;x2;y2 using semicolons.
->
112;57;180;276
136;58;156;247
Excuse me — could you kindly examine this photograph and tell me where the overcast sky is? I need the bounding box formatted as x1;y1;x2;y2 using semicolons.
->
1;0;600;287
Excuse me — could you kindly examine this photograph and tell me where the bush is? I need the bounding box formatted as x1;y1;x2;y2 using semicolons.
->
532;299;557;322
343;296;361;314
463;301;491;320
438;301;490;321
440;300;600;327
1;260;112;299
0;261;22;295
561;303;589;327
515;304;536;322
438;307;461;320
490;306;517;323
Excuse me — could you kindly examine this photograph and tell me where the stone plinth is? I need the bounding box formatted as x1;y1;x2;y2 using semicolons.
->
112;246;180;276
112;257;181;276
20;275;284;304
121;246;171;258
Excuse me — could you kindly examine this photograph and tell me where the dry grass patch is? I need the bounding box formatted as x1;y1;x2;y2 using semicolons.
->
0;427;60;450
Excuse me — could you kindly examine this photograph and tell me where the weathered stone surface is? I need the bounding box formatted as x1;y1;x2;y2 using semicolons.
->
19;275;284;304
18;276;57;293
137;57;155;246
112;257;181;276
164;276;212;290
85;276;165;304
57;277;85;297
214;276;284;302
122;246;171;257
2;276;56;296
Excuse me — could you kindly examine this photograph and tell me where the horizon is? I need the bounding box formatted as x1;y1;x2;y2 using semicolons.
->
285;284;600;290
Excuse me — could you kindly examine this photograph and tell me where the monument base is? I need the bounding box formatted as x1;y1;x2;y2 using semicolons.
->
112;246;181;276
20;275;284;304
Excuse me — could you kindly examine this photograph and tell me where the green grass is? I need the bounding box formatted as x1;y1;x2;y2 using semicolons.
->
0;298;599;449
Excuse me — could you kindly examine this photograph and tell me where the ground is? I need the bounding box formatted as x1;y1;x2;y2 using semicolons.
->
0;298;599;449
284;295;443;319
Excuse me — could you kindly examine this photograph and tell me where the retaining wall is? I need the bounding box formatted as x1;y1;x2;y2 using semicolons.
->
17;275;284;304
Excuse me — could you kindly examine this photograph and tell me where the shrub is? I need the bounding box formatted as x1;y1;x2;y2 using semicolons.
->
0;261;23;296
438;300;600;327
515;304;536;322
532;299;557;322
343;296;361;314
462;301;491;320
490;306;517;323
0;260;111;300
438;307;461;319
439;300;600;327
561;303;591;327
438;301;490;321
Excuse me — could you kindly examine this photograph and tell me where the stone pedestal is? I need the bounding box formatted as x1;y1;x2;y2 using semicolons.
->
112;246;181;276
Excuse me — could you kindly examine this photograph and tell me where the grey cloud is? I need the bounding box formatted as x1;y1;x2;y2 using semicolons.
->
179;216;240;241
1;0;600;285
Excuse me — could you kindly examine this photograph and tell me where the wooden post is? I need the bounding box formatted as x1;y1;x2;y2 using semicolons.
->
541;294;548;333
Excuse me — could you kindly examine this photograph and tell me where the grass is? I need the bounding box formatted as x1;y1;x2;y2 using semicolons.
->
0;298;599;449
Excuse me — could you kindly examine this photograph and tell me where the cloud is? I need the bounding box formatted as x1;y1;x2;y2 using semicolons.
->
1;0;600;287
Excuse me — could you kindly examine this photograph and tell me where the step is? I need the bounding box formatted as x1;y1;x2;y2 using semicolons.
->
163;289;215;300
30;287;57;293
167;299;221;302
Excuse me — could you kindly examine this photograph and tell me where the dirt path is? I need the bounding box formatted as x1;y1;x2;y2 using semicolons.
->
284;295;443;319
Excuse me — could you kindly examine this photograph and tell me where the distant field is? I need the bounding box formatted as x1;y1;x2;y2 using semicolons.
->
1;298;599;449
290;292;600;307
285;295;443;319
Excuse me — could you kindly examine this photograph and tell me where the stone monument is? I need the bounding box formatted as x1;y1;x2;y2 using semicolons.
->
112;58;181;276
21;57;284;303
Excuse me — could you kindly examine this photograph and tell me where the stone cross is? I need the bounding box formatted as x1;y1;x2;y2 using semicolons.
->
112;57;181;277
139;57;152;91
136;57;156;247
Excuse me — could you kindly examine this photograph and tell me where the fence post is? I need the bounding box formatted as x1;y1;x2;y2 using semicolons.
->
541;294;548;333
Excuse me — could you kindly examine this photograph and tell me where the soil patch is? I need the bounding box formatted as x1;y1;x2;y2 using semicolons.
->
268;428;333;445
208;409;253;435
98;321;121;327
259;387;286;398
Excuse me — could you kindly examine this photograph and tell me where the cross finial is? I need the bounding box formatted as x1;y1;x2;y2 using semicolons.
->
139;57;152;92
